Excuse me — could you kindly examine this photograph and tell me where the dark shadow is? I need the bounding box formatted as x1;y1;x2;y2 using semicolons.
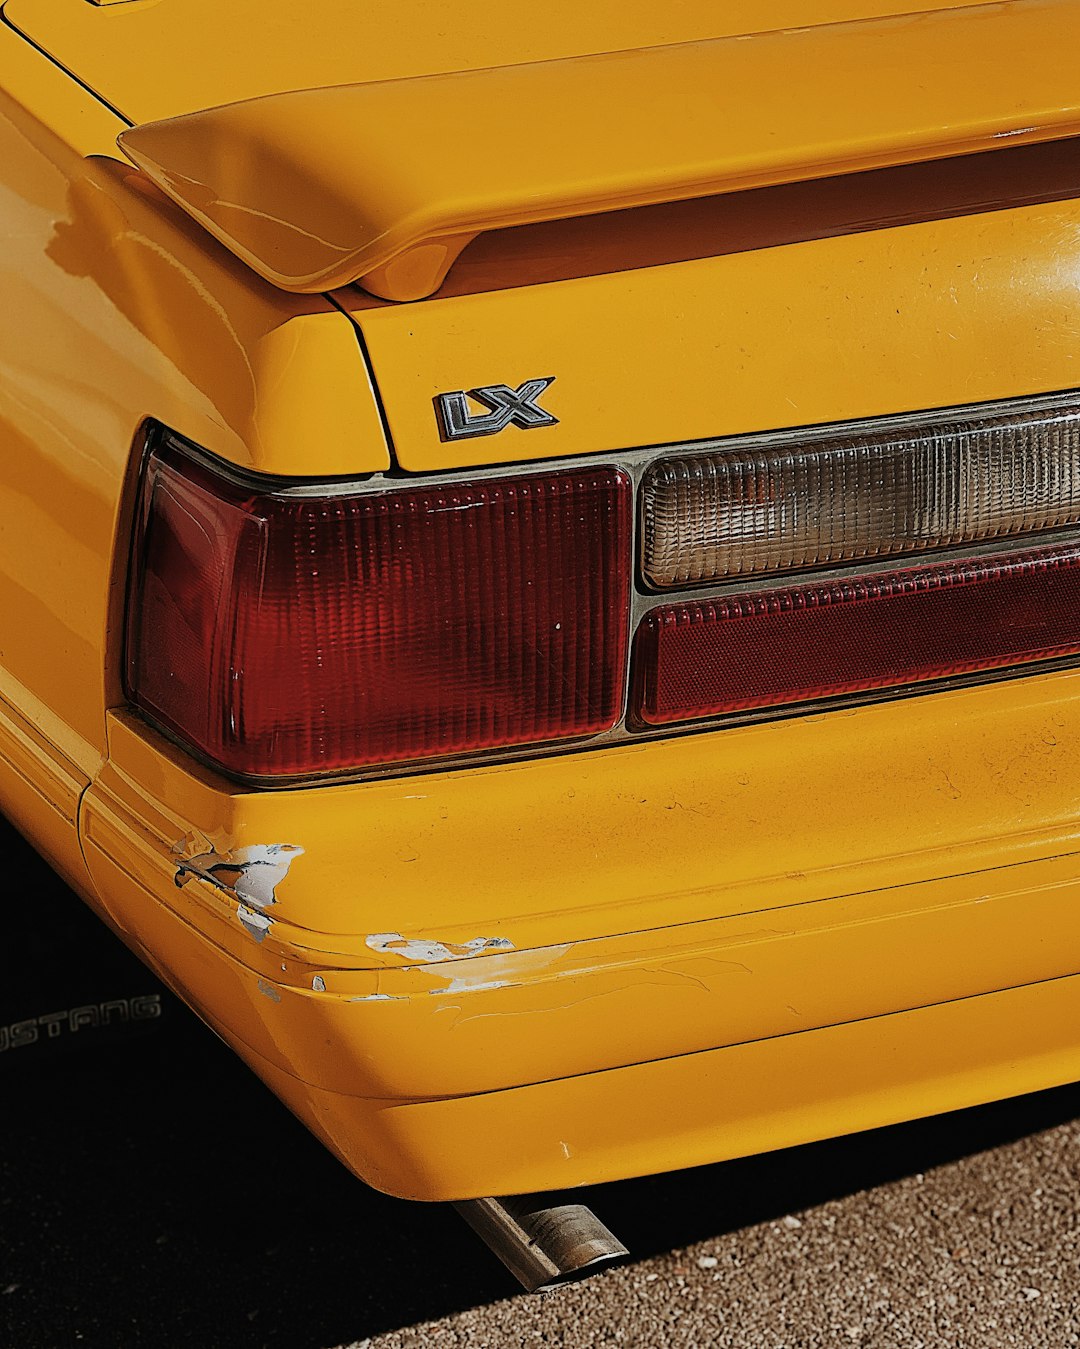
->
2;816;1079;1348
427;137;1080;301
0;822;178;1065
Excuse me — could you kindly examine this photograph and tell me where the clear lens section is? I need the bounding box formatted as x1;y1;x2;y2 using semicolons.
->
641;401;1080;588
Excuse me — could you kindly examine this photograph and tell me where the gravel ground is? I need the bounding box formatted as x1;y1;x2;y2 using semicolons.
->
348;1118;1080;1349
4;821;1080;1348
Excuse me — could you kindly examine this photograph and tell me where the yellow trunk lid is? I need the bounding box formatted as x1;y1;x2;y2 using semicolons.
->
344;171;1080;469
4;0;998;125
9;0;1079;476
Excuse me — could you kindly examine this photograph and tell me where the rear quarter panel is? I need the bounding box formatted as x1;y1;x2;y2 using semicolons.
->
0;25;385;878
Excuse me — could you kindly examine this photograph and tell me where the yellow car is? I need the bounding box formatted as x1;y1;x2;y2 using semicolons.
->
5;0;1080;1286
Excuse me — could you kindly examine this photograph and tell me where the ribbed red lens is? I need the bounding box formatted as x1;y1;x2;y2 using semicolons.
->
632;541;1080;725
126;439;631;777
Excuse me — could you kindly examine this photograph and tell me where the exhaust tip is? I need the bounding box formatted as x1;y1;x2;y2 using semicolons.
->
455;1194;629;1293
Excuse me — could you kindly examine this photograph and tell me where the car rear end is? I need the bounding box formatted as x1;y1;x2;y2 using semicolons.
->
8;0;1080;1201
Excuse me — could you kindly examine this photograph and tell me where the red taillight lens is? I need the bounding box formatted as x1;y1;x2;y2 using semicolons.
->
126;439;631;777
632;541;1080;725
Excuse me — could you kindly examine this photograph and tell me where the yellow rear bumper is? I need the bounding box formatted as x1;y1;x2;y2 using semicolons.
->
251;973;1080;1201
79;669;1080;1199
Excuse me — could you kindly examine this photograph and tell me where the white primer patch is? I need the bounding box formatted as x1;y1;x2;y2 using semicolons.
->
429;977;511;996
237;904;272;942
366;932;515;964
311;975;327;992
175;844;304;908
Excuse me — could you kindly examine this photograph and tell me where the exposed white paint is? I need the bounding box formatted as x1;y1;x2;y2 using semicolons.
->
174;843;304;908
366;931;515;964
347;992;405;1002
311;975;327;992
429;976;511;995
237;904;272;942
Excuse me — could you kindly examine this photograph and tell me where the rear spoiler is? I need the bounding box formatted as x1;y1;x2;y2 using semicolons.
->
118;0;1080;303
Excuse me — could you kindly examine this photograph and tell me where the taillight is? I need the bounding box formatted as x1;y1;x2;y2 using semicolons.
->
632;541;1080;726
127;394;1080;778
126;436;631;778
641;402;1080;588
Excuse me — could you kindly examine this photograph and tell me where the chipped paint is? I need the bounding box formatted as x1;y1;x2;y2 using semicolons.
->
174;842;304;942
174;843;304;907
421;942;574;998
347;992;406;1002
430;977;511;995
237;904;272;942
312;975;327;992
366;932;515;963
257;979;281;1003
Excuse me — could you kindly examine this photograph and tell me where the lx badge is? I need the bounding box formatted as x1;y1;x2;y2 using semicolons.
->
435;378;558;441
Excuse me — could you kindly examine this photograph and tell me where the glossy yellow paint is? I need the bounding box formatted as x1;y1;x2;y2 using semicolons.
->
116;1;1080;299
6;2;1080;1205
77;669;1080;1195
250;972;1080;1200
91;673;1080;962
5;0;1000;126
350;176;1080;469
0;20;386;891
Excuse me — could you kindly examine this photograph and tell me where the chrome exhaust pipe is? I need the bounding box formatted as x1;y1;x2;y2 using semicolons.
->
454;1193;629;1292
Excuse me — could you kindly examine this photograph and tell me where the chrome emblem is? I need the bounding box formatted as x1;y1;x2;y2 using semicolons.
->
435;377;558;441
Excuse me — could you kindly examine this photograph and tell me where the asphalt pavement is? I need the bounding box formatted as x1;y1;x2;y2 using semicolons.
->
3;821;1080;1349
